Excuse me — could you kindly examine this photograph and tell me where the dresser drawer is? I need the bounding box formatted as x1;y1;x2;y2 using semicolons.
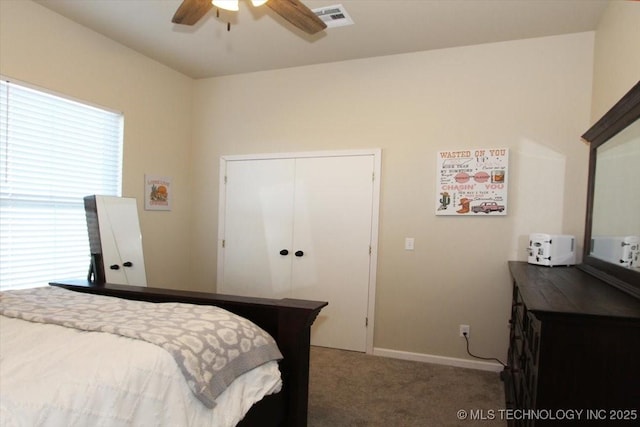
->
525;311;541;367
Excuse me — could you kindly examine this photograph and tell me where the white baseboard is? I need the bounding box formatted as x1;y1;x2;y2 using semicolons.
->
372;347;504;372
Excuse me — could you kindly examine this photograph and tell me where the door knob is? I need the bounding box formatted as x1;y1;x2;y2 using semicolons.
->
295;250;304;257
123;261;133;267
279;249;289;256
109;264;120;270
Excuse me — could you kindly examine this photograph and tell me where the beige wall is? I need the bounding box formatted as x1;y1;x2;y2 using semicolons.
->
0;0;194;289
6;0;636;364
191;33;594;360
591;0;640;119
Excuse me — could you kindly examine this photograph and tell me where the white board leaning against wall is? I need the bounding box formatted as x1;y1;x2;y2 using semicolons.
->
85;195;147;286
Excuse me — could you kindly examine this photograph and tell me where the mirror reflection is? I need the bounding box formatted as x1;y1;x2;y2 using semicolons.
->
590;119;640;269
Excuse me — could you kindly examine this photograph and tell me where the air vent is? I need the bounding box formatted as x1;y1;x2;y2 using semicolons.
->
312;4;354;28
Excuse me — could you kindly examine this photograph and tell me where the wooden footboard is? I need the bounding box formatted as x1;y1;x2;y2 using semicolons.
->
49;280;327;427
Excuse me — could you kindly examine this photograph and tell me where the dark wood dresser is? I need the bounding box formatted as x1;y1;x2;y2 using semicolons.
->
505;261;640;426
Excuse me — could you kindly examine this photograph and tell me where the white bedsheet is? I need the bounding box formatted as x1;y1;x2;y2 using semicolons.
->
0;315;282;427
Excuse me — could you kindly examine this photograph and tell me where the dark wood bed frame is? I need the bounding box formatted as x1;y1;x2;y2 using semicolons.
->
49;280;327;427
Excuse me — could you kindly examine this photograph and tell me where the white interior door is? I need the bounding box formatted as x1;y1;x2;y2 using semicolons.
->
290;156;374;352
219;151;379;353
95;196;147;286
221;159;295;298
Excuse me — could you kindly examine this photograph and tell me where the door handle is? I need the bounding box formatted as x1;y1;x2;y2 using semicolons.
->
110;264;120;270
295;250;304;257
123;261;133;267
279;249;289;256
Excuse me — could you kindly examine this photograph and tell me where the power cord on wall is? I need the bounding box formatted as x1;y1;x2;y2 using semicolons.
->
463;332;507;367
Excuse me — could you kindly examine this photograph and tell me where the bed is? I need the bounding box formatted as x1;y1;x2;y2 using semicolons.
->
0;280;327;427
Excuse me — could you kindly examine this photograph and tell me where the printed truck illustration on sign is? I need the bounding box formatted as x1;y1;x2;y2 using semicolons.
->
472;201;505;214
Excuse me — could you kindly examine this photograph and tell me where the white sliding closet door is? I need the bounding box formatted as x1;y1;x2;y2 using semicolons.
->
219;152;378;352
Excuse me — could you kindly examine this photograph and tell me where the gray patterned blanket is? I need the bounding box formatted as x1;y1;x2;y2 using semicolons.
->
0;286;283;408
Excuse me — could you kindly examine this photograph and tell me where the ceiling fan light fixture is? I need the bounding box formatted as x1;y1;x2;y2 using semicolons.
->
175;0;325;35
212;0;239;12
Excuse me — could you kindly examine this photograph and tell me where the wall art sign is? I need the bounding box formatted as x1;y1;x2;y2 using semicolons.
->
144;174;172;211
435;148;508;216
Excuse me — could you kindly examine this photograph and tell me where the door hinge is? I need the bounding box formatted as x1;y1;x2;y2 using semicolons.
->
224;175;228;184
369;246;372;255
222;239;225;248
372;171;375;182
365;317;369;327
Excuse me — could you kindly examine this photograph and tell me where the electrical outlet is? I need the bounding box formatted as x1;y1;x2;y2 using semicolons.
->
459;324;470;338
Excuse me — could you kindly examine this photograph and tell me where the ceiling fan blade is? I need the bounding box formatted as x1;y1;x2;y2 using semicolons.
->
266;0;327;35
172;0;213;25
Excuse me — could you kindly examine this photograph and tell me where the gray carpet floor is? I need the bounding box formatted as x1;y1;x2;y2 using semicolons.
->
308;346;507;427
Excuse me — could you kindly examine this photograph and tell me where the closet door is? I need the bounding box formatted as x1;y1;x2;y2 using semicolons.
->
290;156;374;352
219;153;376;352
221;159;295;298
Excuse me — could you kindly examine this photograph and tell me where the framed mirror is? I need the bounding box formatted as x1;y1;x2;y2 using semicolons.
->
579;81;640;299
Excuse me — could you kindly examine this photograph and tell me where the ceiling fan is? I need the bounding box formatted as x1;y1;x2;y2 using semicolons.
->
172;0;327;35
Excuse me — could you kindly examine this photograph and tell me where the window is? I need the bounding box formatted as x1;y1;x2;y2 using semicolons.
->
0;79;123;290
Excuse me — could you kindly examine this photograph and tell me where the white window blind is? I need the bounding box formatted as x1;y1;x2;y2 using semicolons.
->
0;79;123;290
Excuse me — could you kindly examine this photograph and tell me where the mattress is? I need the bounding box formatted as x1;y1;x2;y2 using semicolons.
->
0;315;282;427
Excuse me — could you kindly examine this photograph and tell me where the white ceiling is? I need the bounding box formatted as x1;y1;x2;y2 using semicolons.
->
35;0;609;79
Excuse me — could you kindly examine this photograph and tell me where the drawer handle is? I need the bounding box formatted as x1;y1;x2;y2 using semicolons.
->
279;249;289;256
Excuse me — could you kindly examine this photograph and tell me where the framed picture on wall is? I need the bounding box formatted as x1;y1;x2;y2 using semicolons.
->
144;174;172;211
435;148;508;216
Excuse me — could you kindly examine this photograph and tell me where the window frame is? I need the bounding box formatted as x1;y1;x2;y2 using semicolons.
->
0;77;124;290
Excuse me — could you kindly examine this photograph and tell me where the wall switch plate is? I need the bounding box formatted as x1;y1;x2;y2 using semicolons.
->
405;237;415;251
